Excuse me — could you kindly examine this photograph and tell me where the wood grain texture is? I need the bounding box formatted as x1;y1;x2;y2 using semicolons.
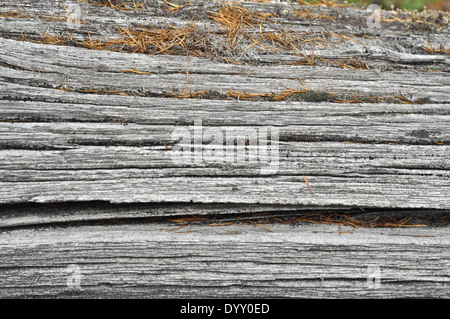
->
0;37;449;101
0;0;449;299
0;223;449;298
0;87;448;207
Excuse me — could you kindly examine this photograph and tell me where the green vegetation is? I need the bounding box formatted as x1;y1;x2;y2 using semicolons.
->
348;0;445;10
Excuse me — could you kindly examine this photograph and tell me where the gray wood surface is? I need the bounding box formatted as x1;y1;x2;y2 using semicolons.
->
0;0;449;298
0;223;449;298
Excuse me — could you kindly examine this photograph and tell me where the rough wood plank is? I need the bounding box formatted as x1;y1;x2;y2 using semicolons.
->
0;142;448;207
0;93;448;207
0;223;448;298
0;38;448;101
0;1;448;208
1;0;449;300
1;0;449;69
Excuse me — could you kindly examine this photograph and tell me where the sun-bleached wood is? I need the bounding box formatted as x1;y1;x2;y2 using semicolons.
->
0;0;449;299
0;223;449;298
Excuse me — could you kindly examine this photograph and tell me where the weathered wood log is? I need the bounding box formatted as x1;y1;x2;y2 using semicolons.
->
0;37;449;101
0;0;449;298
0;223;449;298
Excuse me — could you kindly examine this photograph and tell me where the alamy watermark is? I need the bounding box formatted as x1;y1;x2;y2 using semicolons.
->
366;265;381;289
366;4;382;29
66;264;83;291
170;120;279;174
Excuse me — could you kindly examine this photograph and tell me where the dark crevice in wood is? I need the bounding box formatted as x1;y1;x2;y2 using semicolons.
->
0;201;448;231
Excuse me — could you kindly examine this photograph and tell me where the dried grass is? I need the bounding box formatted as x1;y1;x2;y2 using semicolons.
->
292;7;338;22
26;1;378;70
207;3;275;58
327;56;370;70
76;22;240;62
163;0;188;13
251;214;428;229
439;216;450;226
114;22;208;56
0;10;26;18
393;91;414;104
381;7;449;31
422;40;450;54
208;3;273;37
295;0;350;8
227;84;309;101
23;2;446;103
77;0;147;10
33;33;73;46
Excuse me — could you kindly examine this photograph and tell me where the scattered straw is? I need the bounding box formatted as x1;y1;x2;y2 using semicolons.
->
303;176;314;197
252;214;429;229
295;0;350;8
208;3;273;47
169;216;207;223
381;7;449;31
32;33;72;46
182;57;191;95
393;91;414;104
163;0;187;13
163;224;188;233
422;40;450;54
292;7;338;22
251;224;274;232
77;0;147;11
121;68;152;75
210;221;236;226
439;216;450;226
227;83;309;101
0;10;26;18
